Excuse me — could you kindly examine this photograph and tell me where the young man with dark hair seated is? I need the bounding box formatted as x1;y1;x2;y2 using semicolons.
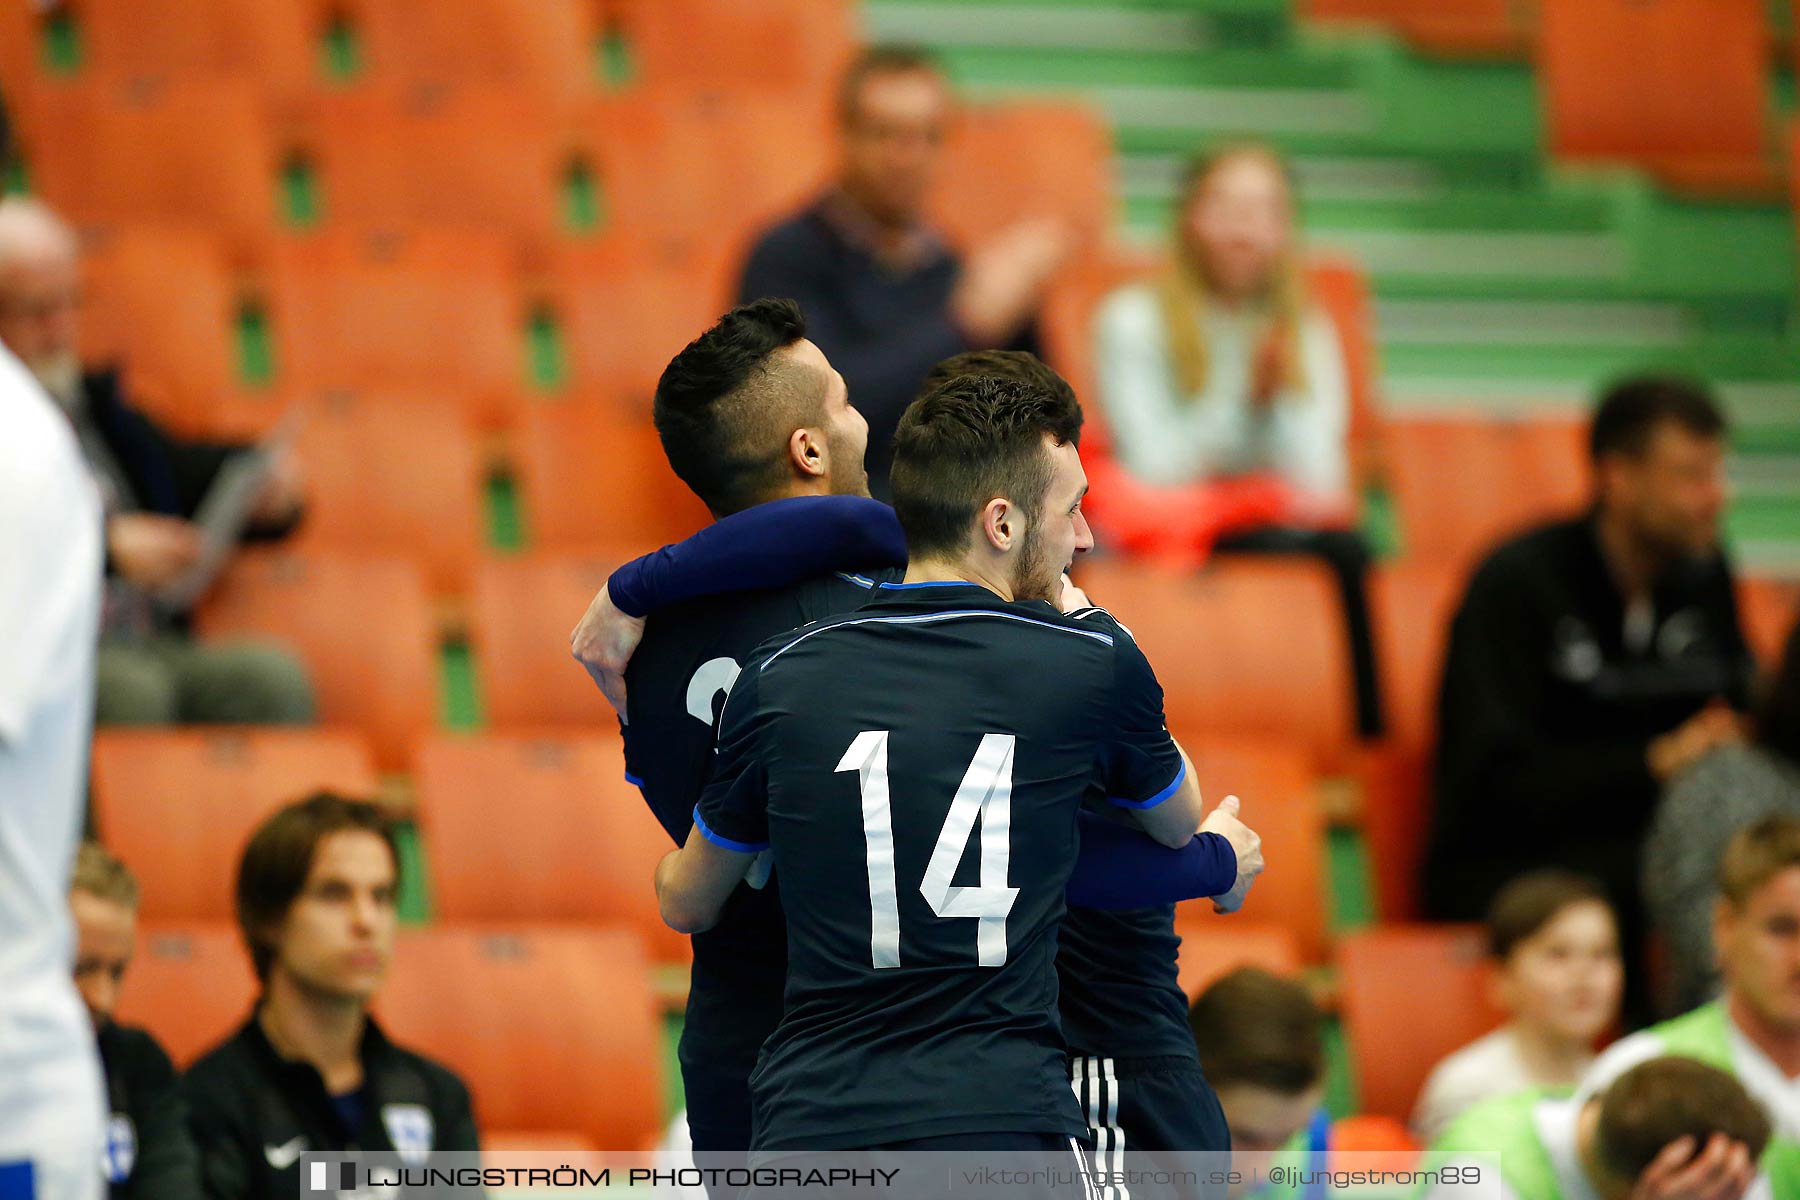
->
183;793;478;1198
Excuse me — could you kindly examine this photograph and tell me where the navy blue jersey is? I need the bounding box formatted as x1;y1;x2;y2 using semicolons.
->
1058;906;1191;1060
621;568;897;1148
696;581;1188;1151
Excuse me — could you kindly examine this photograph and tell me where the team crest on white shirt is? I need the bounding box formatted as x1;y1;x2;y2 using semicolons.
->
381;1104;434;1166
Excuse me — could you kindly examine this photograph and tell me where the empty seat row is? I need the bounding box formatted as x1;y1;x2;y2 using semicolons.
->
6;0;855;105
16;81;1108;257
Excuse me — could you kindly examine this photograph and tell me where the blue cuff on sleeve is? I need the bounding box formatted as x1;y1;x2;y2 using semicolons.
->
1108;759;1187;811
691;805;769;854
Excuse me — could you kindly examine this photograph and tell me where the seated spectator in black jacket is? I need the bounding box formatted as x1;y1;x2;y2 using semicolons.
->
70;842;201;1199
737;44;1073;498
0;197;312;725
184;794;478;1198
1423;375;1756;1023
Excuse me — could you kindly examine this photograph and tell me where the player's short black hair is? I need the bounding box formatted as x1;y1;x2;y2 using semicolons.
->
1590;375;1726;462
917;349;1077;409
890;370;1082;561
236;791;399;985
838;44;942;127
654;298;825;519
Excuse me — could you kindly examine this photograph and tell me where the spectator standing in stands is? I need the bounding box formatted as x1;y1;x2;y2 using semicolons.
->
1576;816;1800;1193
0;92;108;1200
1091;145;1382;738
184;793;478;1197
1424;376;1754;1021
1188;968;1329;1199
1422;1057;1767;1200
0;197;314;727
68;843;200;1198
1646;616;1800;1015
737;45;1074;498
1412;871;1623;1143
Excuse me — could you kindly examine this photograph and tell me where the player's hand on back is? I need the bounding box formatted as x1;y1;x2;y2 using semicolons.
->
570;582;646;721
1200;795;1264;914
1057;572;1092;614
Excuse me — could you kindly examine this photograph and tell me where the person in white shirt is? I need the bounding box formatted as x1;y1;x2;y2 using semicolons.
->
0;95;108;1200
1574;816;1800;1194
1091;142;1382;738
1413;870;1624;1142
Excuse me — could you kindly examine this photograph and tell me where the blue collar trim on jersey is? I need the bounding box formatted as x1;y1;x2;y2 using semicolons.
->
875;579;988;591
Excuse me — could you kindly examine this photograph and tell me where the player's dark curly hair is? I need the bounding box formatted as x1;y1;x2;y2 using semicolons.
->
917;349;1077;410
654;298;824;518
890;369;1082;559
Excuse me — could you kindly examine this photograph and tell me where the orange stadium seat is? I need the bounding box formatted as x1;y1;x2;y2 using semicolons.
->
0;4;39;93
414;734;688;963
1306;255;1387;486
196;552;439;768
1740;575;1800;668
1178;736;1330;962
288;88;686;248
677;90;835;249
339;0;599;101
928;102;1114;252
90;727;379;920
266;228;525;399
1387;413;1589;568
605;0;856;104
1337;924;1506;1119
1370;561;1463;756
1301;0;1530;57
377;925;664;1149
113;924;257;1068
514;398;713;550
78;228;247;437
1540;0;1776;194
66;0;317;93
19;79;281;243
1360;562;1466;921
1077;557;1356;768
548;234;740;404
1173;918;1303;1003
470;553;622;728
289;393;487;593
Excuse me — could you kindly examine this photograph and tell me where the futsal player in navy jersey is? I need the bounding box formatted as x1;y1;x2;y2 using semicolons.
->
656;371;1233;1158
585;350;1249;1180
574;312;1257;1182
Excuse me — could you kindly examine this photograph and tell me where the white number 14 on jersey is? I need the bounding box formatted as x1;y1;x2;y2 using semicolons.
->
836;730;1021;969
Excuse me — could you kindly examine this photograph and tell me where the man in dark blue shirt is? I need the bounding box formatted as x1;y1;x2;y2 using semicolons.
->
656;373;1214;1156
737;45;1071;498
